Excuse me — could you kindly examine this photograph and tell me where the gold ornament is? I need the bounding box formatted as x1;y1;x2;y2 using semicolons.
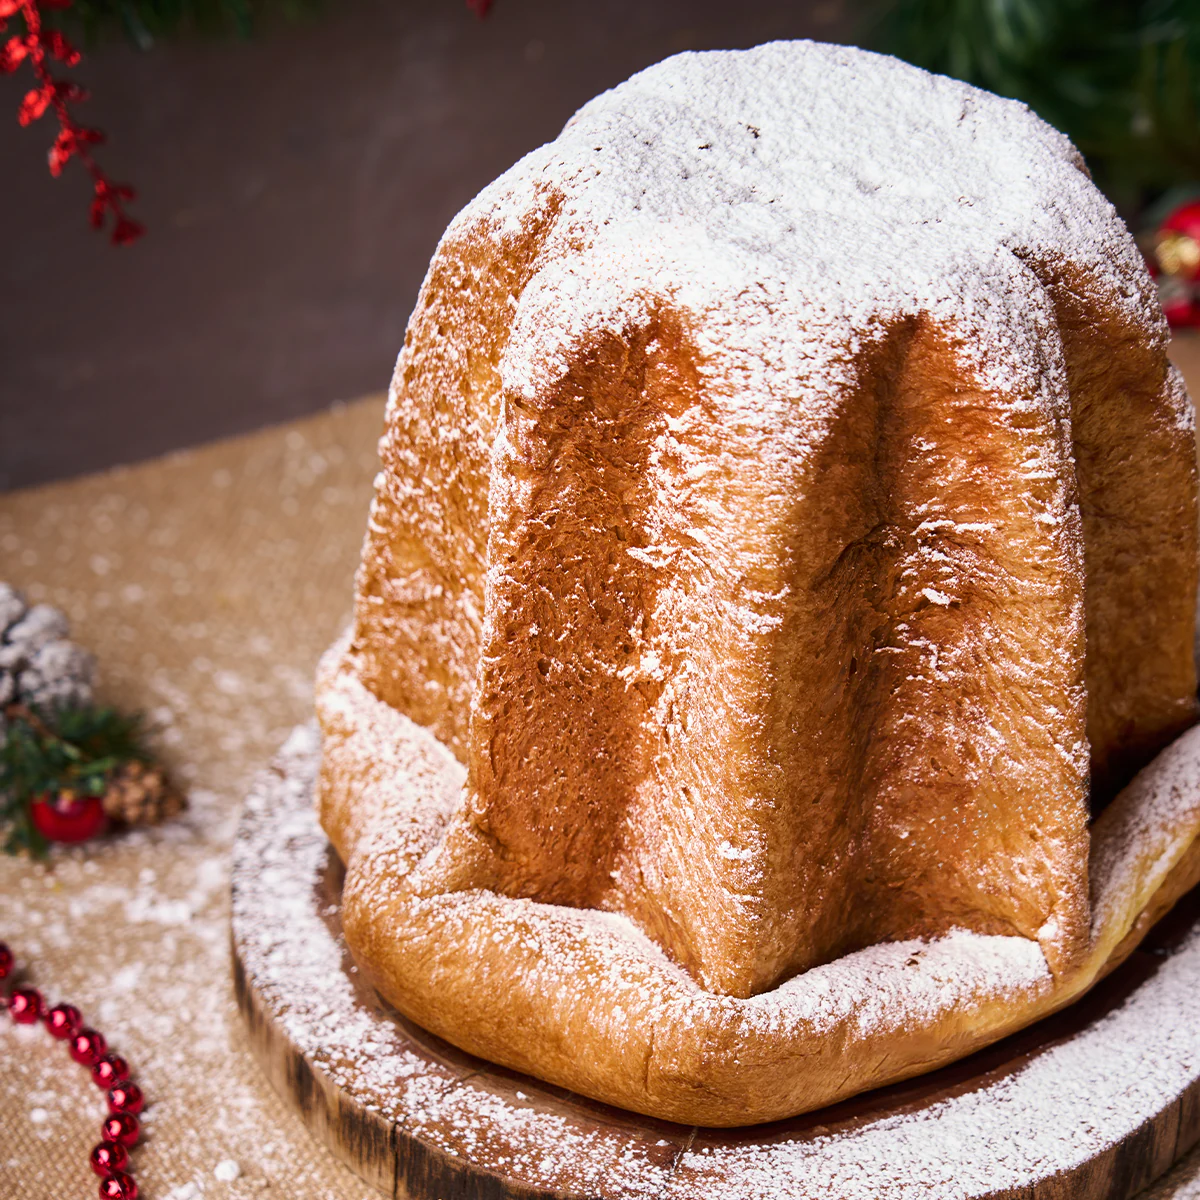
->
1155;229;1200;279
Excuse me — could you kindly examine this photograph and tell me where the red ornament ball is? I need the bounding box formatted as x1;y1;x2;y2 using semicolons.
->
93;1054;130;1089
45;1002;83;1039
98;1171;138;1200
8;987;43;1023
101;1111;139;1148
70;1028;108;1066
89;1140;129;1176
107;1080;144;1115
29;791;107;844
0;943;12;979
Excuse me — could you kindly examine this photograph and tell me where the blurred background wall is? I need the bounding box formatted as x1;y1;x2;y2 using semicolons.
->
1;0;1197;490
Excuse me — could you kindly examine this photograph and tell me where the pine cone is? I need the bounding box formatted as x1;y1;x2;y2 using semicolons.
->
102;761;186;826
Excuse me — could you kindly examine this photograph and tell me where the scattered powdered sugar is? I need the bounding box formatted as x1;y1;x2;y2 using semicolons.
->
674;922;1200;1199
741;926;1048;1042
214;1158;242;1182
237;727;1200;1198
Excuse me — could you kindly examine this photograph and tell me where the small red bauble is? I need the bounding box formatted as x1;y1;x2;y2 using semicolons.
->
0;943;12;979
98;1170;138;1199
106;1080;144;1115
45;1002;83;1039
101;1111;139;1148
29;791;107;844
9;987;43;1023
89;1140;129;1176
93;1054;130;1089
70;1027;108;1066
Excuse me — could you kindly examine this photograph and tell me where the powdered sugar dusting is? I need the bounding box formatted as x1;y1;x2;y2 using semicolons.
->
235;729;1200;1198
1090;724;1200;955
482;40;1161;420
675;925;1200;1200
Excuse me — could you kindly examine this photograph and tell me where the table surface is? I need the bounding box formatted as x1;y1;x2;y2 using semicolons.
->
4;354;1200;1198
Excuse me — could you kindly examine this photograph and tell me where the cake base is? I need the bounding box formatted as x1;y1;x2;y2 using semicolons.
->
231;725;1200;1200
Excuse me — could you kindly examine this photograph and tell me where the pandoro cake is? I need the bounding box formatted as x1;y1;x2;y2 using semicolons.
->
315;40;1200;1126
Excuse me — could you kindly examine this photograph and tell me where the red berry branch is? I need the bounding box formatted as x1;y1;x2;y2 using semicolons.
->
1;0;143;245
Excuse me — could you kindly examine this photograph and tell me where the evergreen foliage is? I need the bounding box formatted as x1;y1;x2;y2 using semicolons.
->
0;703;146;856
42;0;319;46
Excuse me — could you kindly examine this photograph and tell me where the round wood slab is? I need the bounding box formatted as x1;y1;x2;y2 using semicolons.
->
231;725;1200;1200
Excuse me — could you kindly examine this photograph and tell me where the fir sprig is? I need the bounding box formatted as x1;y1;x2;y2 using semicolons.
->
28;0;322;46
1;701;147;857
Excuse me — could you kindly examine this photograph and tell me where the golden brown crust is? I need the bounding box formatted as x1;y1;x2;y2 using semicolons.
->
318;43;1200;1123
318;651;1200;1125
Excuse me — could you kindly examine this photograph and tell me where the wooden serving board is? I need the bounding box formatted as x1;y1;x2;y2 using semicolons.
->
231;727;1200;1200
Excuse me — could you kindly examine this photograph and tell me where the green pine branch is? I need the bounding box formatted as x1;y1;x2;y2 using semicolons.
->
0;702;148;858
17;0;325;48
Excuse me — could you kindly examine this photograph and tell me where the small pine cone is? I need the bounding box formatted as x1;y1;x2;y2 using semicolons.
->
102;761;186;826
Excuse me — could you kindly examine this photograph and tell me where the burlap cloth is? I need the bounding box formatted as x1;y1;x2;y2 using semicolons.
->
4;346;1200;1198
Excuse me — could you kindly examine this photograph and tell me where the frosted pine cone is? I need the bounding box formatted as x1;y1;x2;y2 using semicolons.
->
0;586;95;720
6;604;69;653
102;761;186;826
0;584;24;637
20;641;95;711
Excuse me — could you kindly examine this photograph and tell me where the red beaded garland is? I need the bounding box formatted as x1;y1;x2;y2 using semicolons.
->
93;1053;130;1089
9;987;43;1023
101;1111;140;1148
45;1002;83;1039
98;1170;138;1200
1;943;144;1194
107;1080;144;1116
70;1027;109;1066
89;1140;130;1176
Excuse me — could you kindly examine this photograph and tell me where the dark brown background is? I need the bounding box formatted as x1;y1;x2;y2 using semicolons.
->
0;0;854;491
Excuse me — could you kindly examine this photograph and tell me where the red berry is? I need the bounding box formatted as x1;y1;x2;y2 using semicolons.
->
89;1140;129;1176
45;1002;82;1039
70;1028;108;1066
0;943;12;979
101;1111;139;1147
29;791;107;844
93;1054;130;1089
98;1170;138;1199
107;1081;144;1115
8;988;43;1023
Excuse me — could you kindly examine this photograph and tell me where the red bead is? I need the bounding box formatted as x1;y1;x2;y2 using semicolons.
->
0;943;12;979
45;1002;82;1039
93;1054;130;1089
101;1111;139;1147
89;1140;129;1176
98;1171;138;1199
70;1028;108;1066
8;988;43;1023
107;1080;144;1115
29;791;107;844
